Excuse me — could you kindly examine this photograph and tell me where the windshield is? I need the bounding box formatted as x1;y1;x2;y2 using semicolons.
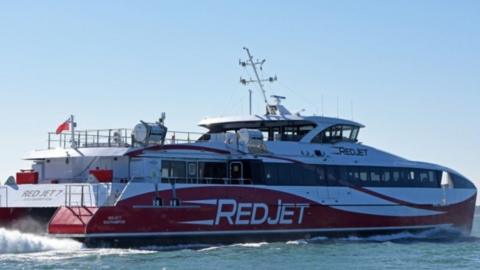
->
311;125;360;144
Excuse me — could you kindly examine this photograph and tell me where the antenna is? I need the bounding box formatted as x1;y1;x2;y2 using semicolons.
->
239;47;277;115
248;89;253;115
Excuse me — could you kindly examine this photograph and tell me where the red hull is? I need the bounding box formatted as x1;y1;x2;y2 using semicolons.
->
48;186;477;247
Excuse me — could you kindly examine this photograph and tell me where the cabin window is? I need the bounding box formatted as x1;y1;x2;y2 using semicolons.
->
262;125;315;142
418;170;429;183
161;160;186;181
392;170;401;182
300;164;320;185
218;124;316;142
230;162;243;180
264;163;279;184
311;125;360;144
277;164;293;185
188;162;197;176
260;164;443;188
406;170;415;181
359;171;368;182
370;169;381;182
382;170;391;182
428;171;437;184
199;162;227;183
326;166;338;185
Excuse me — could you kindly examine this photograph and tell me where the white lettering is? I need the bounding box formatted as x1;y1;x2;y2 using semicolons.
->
296;204;308;224
267;200;282;224
250;203;269;225
235;203;252;225
214;199;310;226
279;203;295;224
214;199;237;225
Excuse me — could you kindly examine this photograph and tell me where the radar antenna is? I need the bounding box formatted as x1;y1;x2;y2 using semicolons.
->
239;47;277;115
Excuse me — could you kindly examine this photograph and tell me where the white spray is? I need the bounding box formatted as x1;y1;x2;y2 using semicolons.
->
0;228;82;254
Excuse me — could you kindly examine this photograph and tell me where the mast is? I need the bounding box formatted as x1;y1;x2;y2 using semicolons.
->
239;47;277;115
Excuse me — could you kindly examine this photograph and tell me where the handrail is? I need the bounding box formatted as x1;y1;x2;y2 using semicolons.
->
47;128;204;149
64;184;96;207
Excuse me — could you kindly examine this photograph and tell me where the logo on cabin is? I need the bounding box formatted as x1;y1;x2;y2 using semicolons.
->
332;147;368;156
21;189;63;201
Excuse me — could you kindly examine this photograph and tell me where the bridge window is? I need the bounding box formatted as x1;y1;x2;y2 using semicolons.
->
263;125;315;142
311;125;360;144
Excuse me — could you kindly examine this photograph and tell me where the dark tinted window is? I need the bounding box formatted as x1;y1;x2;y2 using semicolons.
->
263;163;441;188
200;162;227;179
312;125;360;144
161;160;186;179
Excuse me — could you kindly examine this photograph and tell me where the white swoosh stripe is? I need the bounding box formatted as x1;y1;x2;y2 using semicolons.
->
331;205;444;217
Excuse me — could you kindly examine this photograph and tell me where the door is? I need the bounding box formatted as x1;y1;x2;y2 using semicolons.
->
230;161;243;184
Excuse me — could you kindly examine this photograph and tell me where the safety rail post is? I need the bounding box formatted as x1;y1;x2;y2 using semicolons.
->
80;185;84;207
48;133;51;149
108;129;112;147
95;185;99;207
96;130;100;147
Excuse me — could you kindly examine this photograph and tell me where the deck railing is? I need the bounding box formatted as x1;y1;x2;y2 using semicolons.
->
47;129;204;149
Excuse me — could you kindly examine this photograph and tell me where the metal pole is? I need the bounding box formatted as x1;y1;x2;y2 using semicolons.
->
81;185;84;207
249;89;252;115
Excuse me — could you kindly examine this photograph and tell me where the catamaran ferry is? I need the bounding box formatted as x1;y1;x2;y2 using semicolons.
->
0;48;476;247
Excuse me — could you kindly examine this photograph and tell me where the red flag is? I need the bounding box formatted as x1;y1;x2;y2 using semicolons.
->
56;120;70;134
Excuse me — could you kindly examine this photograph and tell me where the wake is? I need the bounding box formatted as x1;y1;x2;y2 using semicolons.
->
287;228;479;244
0;228;82;254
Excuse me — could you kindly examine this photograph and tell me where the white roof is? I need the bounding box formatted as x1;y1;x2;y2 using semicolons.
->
198;114;364;130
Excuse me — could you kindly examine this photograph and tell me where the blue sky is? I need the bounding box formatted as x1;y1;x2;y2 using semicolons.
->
0;1;479;201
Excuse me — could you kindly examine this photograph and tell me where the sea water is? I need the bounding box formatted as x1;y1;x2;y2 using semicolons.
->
1;210;479;270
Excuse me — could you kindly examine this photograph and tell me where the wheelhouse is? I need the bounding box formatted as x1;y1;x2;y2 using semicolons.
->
198;115;364;144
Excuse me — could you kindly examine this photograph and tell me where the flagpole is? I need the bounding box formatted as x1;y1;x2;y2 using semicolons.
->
70;114;76;148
